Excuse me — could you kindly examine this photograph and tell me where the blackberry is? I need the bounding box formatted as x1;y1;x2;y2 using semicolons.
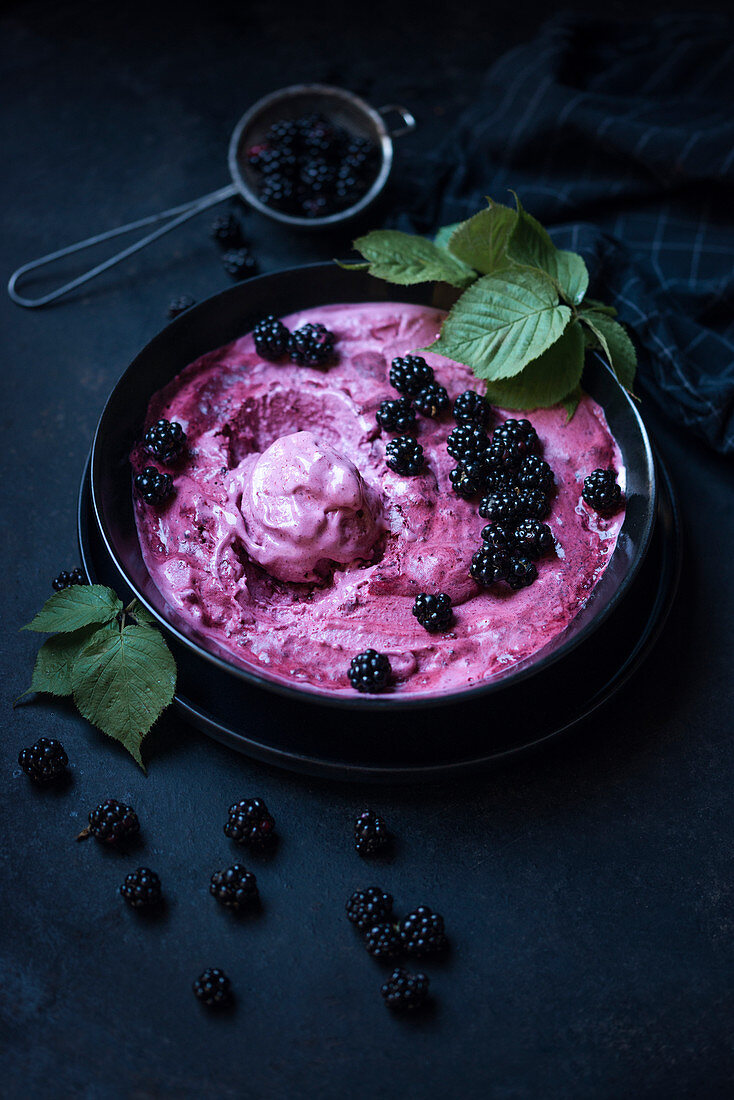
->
385;436;424;476
365;922;401;960
52;567;86;591
224;798;275;848
18;738;68;783
348;650;391;694
450;464;483;500
193;968;232;1008
253;315;289;361
516;489;550;520
583;469;624;514
376;397;415;434
288;322;336;367
120;867;162;909
507;556;538;590
354;809;390;855
470;545;509;587
512;519;554;560
266;119;299;145
210;865;259;911
222;247;257;280
492;418;540;461
484;465;519;494
453;389;491;427
85;799;140;845
412;592;453;633
414;382;449;419
481;523;515;553
211;213;244;248
399;906;448;957
446;424;490;463
517;455;554;494
381;967;430;1011
134;466;174;506
479;490;524;524
346;887;394;931
389;355;434;397
259;174;294;209
143;419;187;464
167;294;196;319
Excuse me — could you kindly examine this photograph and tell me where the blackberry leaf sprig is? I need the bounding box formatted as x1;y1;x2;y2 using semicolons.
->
343;194;637;418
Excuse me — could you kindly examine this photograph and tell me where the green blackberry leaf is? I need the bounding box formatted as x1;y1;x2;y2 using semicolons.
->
348;230;476;288
447;199;517;275
22;585;122;634
483;320;585;410
29;626;103;697
433;222;463;249
560;385;584;422
507;194;589;305
579;310;637;393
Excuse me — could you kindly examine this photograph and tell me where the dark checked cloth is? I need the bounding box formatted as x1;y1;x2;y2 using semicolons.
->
396;14;734;453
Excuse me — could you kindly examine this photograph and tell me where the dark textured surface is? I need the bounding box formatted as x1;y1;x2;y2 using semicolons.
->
2;3;733;1098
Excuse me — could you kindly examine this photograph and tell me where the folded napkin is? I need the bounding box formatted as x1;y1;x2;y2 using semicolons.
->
396;14;734;453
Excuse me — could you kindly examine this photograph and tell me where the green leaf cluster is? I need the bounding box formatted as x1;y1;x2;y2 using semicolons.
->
346;195;637;417
21;587;176;768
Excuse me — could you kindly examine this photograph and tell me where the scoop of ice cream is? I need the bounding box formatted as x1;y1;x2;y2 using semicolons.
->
235;430;383;582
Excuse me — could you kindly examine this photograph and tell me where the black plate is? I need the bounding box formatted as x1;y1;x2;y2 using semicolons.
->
89;263;656;710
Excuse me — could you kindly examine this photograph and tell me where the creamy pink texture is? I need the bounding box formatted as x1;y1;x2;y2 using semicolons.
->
132;302;625;697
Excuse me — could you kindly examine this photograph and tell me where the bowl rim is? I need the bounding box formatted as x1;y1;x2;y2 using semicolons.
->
90;262;657;711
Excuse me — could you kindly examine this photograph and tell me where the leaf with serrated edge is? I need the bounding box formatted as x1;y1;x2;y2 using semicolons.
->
433;222;463;249
507;194;588;305
579;311;637;392
72;623;176;767
482;321;585;410
127;599;158;627
30;625;106;696
351;230;476;288
425;267;571;380
554;251;589;306
23;585;122;634
447;200;517;275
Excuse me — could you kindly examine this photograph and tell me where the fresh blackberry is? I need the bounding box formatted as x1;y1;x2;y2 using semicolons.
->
299;157;336;192
210;865;259;912
120;867;162;909
389;355;434;397
381;967;430;1011
354;809;390;854
376;397;415;434
52;567;86;591
412;592;453;633
253;315;289;361
167;294;196;319
193;968;231;1008
346;887;394;931
288;322;336;367
348;650;392;694
414;382;449;419
583;469;623;514
266;118;299;145
484;465;519;493
143;419;187;463
516;489;551;520
453;389;491;427
365;922;401;960
450;464;483;500
492;418;540;461
259;173;294;209
470;545;509;587
385;436;424;476
446;424;490;463
18;738;68;783
478;489;523;524
210;213;244;248
134;466;174;506
517;455;554;494
506;556;538;590
85;799;140;845
224;798;275;848
222;247;257;280
512;519;554;560
399;906;448;957
481;523;515;553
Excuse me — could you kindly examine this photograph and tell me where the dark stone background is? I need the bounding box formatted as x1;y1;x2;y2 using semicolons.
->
1;2;732;1097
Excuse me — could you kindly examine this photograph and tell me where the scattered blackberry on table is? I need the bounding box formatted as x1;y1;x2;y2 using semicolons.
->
412;592;453;633
365;922;402;960
399;906;448;957
447;424;490;463
376;397;415;434
193;968;232;1008
210;865;259;911
346;887;394;931
453;389;491;427
84;799;139;845
512;519;554;560
517;455;554;495
18;738;68;783
414;382;449;419
224;798;275;848
210;213;244;248
348;650;392;695
52;567;86;591
450;463;484;500
479;489;524;524
288;322;336;366
389;355;434;397
470;545;509;587
167;294;196;320
221;247;257;280
582;469;624;514
134;467;174;506
506;556;538;590
381;967;430;1011
386;436;424;476
253;315;289;361
143;419;187;464
354;809;390;854
120;867;162;909
481;522;515;553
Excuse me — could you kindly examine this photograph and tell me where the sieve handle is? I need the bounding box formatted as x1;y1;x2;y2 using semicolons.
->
7;184;238;309
377;105;417;138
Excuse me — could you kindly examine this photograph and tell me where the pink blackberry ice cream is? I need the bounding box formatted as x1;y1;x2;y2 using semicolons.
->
131;302;625;698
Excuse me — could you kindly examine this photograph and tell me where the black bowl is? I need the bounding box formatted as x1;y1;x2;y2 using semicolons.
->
90;263;656;710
